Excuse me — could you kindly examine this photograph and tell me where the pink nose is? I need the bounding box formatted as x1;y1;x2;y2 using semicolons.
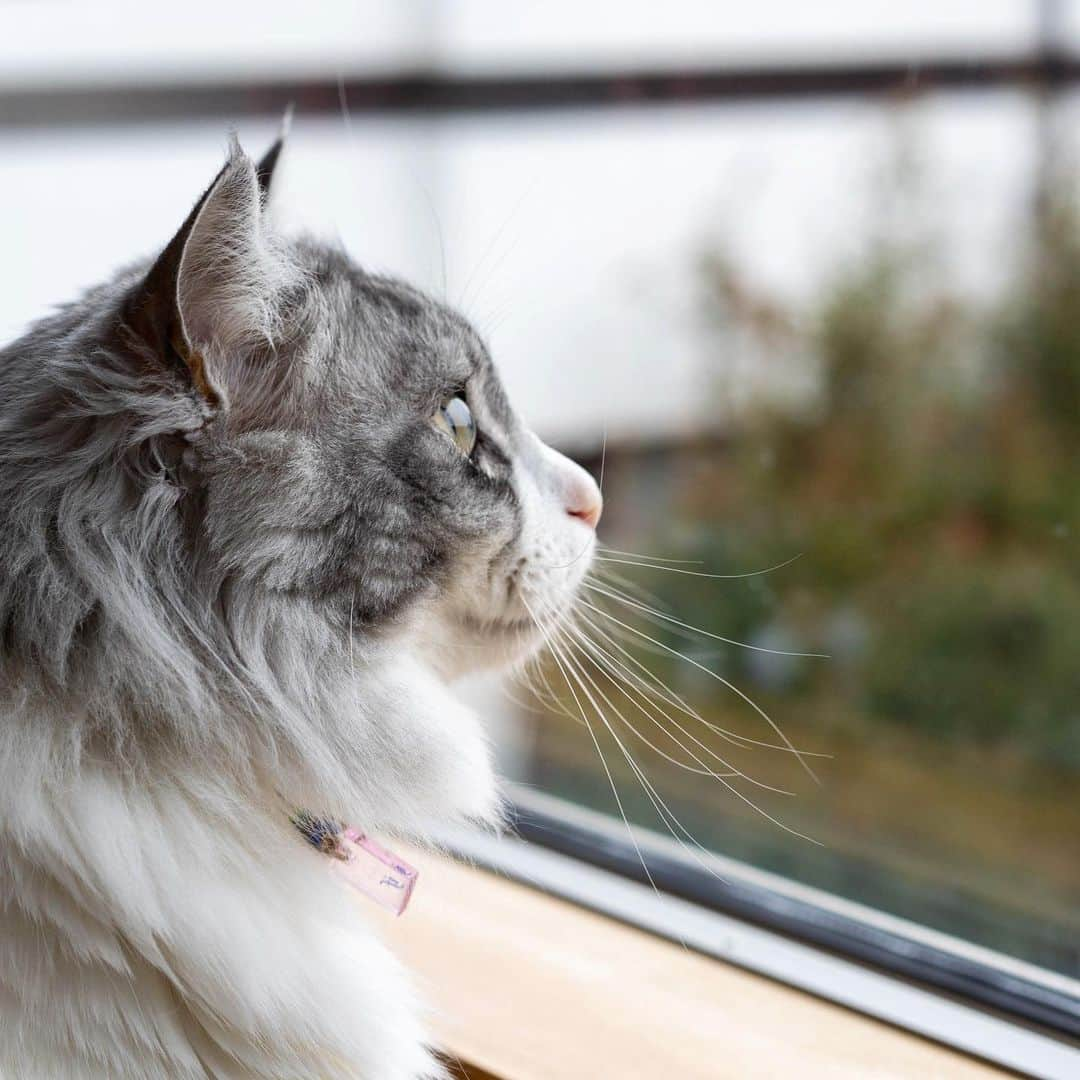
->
542;440;603;530
567;492;603;530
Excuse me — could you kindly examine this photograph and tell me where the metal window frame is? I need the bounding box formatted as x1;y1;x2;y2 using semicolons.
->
2;54;1080;130
431;786;1080;1080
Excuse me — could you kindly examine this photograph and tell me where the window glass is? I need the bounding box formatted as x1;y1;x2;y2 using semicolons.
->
503;94;1080;976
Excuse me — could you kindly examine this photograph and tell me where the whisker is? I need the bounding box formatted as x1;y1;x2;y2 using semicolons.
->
336;70;354;141
598;425;607;501
591;565;673;614
578;599;822;784
578;600;685;659
630;741;823;874
576;607;829;759
565;633;740;780
552;626;820;853
593;553;803;579
574;618;822;778
585;579;828;659
508;667;582;726
522;596;665;900
513;644;585;725
530;534;600;573
598;546;705;565
586;593;724;655
567;624;794;796
545;626;691;841
456;180;540;315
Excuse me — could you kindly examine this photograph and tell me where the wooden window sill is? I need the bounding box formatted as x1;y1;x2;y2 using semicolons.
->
382;847;1007;1080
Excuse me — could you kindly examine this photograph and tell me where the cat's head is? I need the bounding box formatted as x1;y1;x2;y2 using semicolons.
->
126;136;601;680
0;132;600;821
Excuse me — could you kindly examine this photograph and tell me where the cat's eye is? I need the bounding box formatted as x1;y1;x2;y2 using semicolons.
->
431;395;477;456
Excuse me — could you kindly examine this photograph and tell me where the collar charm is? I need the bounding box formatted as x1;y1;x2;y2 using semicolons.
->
292;812;418;916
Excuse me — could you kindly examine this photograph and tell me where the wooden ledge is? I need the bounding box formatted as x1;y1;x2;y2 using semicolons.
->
382;847;1006;1080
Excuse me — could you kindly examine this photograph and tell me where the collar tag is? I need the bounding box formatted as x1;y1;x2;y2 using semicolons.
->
291;812;418;916
329;827;418;916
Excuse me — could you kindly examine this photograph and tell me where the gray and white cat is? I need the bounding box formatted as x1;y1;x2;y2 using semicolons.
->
0;133;601;1078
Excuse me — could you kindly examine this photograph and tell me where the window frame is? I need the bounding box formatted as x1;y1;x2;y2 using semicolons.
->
389;832;1046;1080
502;788;1080;1038
431;786;1080;1078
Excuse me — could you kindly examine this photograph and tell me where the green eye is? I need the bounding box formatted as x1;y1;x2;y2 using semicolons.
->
432;395;477;456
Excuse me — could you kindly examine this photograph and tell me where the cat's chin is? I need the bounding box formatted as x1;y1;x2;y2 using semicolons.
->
422;610;547;681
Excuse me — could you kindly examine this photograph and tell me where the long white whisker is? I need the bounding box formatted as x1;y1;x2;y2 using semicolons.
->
521;647;588;725
598;546;705;565
456;181;539;314
592;564;674;614
585;579;828;659
598;425;607;501
576;607;829;759
568;623;796;795
553;628;820;852
578;599;821;784
593;553;803;579
521;596;663;899
508;666;583;726
538;535;599;572
564;632;740;780
578;600;692;659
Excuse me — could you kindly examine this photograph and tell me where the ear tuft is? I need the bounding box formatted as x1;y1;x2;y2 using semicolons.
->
255;105;293;204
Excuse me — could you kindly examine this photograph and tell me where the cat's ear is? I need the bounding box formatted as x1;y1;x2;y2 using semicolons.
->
127;137;293;409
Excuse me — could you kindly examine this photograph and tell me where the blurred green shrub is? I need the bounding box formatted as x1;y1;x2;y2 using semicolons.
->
672;169;1080;767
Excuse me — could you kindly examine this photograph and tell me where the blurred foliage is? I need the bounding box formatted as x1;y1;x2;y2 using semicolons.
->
528;150;1080;972
675;166;1080;767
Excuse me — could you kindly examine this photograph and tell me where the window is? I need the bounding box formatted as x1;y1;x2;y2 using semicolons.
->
3;1;1078;1071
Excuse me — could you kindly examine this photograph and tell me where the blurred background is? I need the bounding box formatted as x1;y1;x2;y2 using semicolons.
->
2;1;1078;978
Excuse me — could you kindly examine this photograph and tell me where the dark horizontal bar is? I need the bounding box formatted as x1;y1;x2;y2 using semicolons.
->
2;55;1079;129
507;798;1080;1044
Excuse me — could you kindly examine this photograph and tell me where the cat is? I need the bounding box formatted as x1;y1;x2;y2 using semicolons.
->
0;131;601;1079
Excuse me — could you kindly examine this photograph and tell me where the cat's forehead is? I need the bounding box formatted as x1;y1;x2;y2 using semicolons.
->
312;247;488;389
299;244;513;431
